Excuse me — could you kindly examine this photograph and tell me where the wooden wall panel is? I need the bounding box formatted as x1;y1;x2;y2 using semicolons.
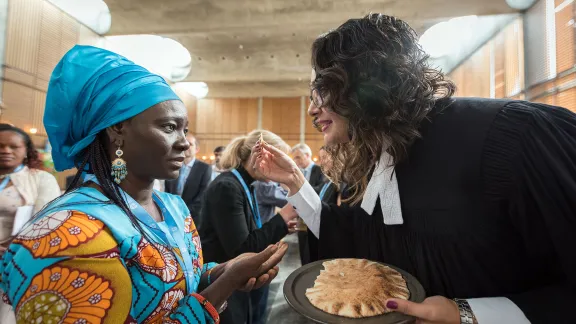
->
261;97;301;148
192;96;329;162
36;0;62;90
556;87;576;112
494;32;506;98
302;97;324;159
1;81;34;128
1;0;103;187
450;43;491;98
449;18;525;100
60;14;79;57
4;0;42;75
32;90;46;134
555;0;575;73
195;98;258;158
1;0;101;136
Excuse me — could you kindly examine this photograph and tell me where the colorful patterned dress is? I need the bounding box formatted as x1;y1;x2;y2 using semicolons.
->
0;186;217;323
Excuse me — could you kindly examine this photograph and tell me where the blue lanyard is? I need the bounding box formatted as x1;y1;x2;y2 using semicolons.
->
0;164;24;192
83;175;196;294
319;182;331;200
231;169;262;228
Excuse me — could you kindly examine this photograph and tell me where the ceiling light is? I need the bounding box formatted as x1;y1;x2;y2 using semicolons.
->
419;16;479;58
506;0;537;10
47;0;111;34
175;82;209;99
104;35;191;82
29;128;38;134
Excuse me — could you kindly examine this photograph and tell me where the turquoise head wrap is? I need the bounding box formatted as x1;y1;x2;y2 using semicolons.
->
44;45;181;171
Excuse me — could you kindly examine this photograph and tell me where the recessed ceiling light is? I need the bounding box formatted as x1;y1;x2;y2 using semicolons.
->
104;35;191;82
506;0;536;10
175;82;209;99
419;16;479;58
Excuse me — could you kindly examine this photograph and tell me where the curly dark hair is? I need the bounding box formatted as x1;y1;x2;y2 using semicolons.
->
311;13;456;205
0;124;43;169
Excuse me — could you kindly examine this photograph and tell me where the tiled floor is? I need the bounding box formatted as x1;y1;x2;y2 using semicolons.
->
263;234;314;324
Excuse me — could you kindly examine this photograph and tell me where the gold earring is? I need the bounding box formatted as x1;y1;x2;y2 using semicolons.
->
111;147;127;184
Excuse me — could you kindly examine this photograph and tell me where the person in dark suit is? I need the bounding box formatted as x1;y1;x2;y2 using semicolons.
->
291;143;324;191
165;134;212;220
290;143;325;265
197;130;298;324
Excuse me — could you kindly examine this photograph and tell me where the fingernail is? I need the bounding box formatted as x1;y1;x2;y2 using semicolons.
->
386;301;398;310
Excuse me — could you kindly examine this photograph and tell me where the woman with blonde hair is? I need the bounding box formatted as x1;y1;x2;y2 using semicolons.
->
198;130;298;324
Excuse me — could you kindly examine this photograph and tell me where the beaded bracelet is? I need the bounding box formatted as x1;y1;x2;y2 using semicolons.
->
191;293;220;323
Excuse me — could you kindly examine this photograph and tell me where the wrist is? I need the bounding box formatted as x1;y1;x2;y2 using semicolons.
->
287;169;306;195
218;268;245;289
210;263;227;282
199;273;236;308
453;298;477;324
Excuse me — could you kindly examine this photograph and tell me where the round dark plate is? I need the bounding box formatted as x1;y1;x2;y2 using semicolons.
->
283;259;426;324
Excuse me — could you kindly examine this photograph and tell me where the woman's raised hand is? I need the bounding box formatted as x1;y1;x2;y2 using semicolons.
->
251;141;306;194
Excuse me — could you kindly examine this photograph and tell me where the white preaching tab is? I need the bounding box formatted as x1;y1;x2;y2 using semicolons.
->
360;152;403;225
11;205;34;236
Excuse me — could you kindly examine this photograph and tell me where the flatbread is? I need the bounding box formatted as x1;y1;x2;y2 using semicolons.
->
305;259;410;318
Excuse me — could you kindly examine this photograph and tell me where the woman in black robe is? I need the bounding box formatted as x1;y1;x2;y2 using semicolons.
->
253;13;576;324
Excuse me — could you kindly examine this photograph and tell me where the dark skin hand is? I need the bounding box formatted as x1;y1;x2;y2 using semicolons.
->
199;243;288;309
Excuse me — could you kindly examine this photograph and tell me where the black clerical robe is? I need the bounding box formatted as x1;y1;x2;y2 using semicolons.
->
287;97;576;324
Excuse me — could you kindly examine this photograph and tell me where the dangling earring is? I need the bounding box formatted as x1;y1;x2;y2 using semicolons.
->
111;147;127;184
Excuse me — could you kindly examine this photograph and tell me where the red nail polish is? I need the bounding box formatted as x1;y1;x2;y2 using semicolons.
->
386;301;398;309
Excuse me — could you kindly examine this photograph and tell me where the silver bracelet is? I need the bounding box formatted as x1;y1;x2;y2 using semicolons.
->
453;298;475;324
217;300;228;314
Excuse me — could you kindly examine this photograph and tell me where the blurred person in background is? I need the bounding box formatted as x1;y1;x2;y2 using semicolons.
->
291;143;325;265
165;134;212;220
198;130;298;324
250;179;289;324
290;143;324;190
253;180;288;224
0;124;60;244
0;124;61;323
212;145;226;180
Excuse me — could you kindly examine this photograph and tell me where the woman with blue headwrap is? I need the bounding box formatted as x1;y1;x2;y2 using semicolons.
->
0;45;287;324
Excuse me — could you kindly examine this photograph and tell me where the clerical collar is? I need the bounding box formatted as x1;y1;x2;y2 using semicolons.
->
236;165;255;186
360;153;403;225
